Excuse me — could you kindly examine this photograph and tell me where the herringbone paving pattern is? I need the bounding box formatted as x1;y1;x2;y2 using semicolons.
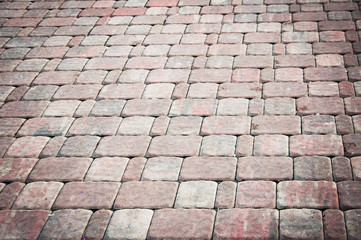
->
0;0;361;239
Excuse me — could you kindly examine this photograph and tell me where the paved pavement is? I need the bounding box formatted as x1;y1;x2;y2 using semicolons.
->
0;0;361;239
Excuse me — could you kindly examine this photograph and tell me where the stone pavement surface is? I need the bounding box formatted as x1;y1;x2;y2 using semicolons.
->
0;0;361;239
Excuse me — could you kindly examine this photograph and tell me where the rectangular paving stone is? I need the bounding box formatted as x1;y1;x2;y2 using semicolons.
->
117;116;154;135
33;71;79;85
148;209;215;239
0;101;48;118
189;69;232;83
58;136;100;157
0;158;38;182
236;181;276;208
277;181;339;209
214;209;279;240
338;181;361;210
200;135;236;157
294;156;333;181
122;99;171;116
142;157;182;181
114;181;178;209
290;135;344;156
67;117;121;136
53;84;102;100
146;69;190;83
98;84;145;100
18;117;73;137
28;157;92;182
254;135;288;156
297;97;345;115
147;136;202;157
53;182;120;210
175;181;217;208
345;209;361;239
83;210;112;240
218;83;262;98
94;136;151;157
0;210;50;240
43;100;80;117
180;157;236;181
323;209;347;240
252;115;301;135
170;99;218;116
90;100;126;117
85;157;129;182
0;72;38;86
201;116;251;135
5;136;49;158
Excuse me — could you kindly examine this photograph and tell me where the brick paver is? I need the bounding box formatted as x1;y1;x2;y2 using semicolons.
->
0;0;360;238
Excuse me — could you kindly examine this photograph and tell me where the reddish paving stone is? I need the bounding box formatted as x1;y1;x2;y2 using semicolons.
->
104;209;153;240
122;99;171;116
53;84;102;100
33;71;79;85
122;157;147;181
214;209;279;240
343;134;361;157
114;181;178;209
13;182;63;210
84;210;112;240
344;97;361;115
294;156;333;181
170;99;217;116
18;117;73;137
336;115;354;135
236;181;276;208
280;209;323;240
297;97;344;115
201;116;250;135
125;57;167;69
147;136;202;157
218;83;262;98
94;136;151;157
58;136;100;157
146;69;190;83
28;157;92;182
142;157;182;181
40;136;66;158
215;181;236;209
345;210;361;240
0;118;24;137
217;98;249;116
338;181;361;210
53;182;120;210
0;210;50;239
304;67;347;82
117;116;154;135
175;181;217;208
302;115;336;134
236;135;253;156
323;209;347;240
85;157;129;182
5;136;49;158
167;116;202;135
90;99;125;117
263;82;307;98
43;100;80;117
113;7;147;16
0;183;24;209
39;209;92;240
148;209;215;239
84;57;127;70
0;72;38;86
0;101;48;118
200;135;236;157
98;84;145;100
180;157;236;181
277;181;338;209
189;69;232;83
351;157;361;181
0;158;37;182
252;115;300;135
65;46;106;58
290;135;343;156
254;135;288;156
237;157;293;181
332;156;353;182
67;117;121;136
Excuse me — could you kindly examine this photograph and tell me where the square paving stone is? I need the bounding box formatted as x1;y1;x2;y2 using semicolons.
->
180;157;237;181
104;209;153;240
280;209;323;240
265;98;296;115
148;209;215;239
0;158;37;182
0;210;50;240
254;135;289;156
53;182;121;210
39;209;92;240
175;181;218;208
114;181;178;209
142;157;183;181
67;117;121;136
28;157;92;182
94;136;151;157
5;136;49;158
236;181;276;208
338;181;361;210
85;157;129;182
12;182;63;210
294;156;333;181
345;209;361;240
200;135;237;157
58;136;100;157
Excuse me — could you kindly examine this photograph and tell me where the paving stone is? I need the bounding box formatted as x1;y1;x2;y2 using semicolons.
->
114;181;178;209
280;209;323;240
148;209;215;239
200;135;236;157
18;117;73;137
40;136;66;158
90;100;126;117
290;135;344;156
252;115;300;135
214;209;279;239
336;115;354;135
175;181;217;208
216;98;249;116
236;181;276;208
170;99;217;116
94;136;151;157
117;69;149;83
345;209;361;240
104;209;153;240
237;157;293;181
84;210;112;240
13;182;63;210
344;97;361;115
117;116;154;135
53;182;120;209
0;182;24;210
148;135;201;157
85;157;129;182
53;84;101;100
67;117;121;136
187;83;218;99
43;100;80;117
0;101;48;118
201;116;250;135
33;71;79;85
180;157;236;181
277;181;338;209
167;116;202;135
218;83;262;98
22;85;58;101
58;136;99;157
5;136;49;158
264;98;295;115
142;157;182;181
39;209;92;240
122;99;171;116
254;135;288;156
0;210;50;239
28;157;92;182
143;83;174;99
294;156;333;181
98;84;145;99
323;209;347;240
215;181;236;209
338;181;361;210
302;115;336;134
